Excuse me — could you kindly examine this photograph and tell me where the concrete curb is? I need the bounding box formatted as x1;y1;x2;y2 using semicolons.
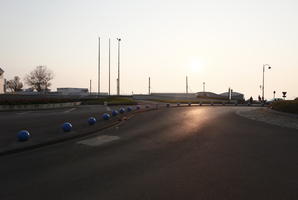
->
0;102;82;111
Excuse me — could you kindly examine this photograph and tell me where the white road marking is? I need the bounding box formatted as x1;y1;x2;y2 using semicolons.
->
63;108;77;113
16;111;31;115
77;135;120;146
106;106;111;111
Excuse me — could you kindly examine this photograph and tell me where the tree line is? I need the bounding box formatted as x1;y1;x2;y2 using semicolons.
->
6;66;54;92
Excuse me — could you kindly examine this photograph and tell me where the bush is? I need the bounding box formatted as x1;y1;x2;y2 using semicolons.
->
271;100;298;114
0;98;78;105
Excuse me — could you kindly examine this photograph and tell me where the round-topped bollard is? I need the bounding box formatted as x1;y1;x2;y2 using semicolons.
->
145;105;150;109
126;107;132;112
136;105;141;110
112;110;119;116
119;107;125;114
177;103;180;107
62;122;72;132
188;103;191;106
102;113;111;120
166;103;170;108
17;130;30;142
88;117;96;125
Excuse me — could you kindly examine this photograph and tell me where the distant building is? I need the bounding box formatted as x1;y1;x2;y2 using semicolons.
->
0;68;4;94
196;91;223;98
57;88;89;95
219;91;244;101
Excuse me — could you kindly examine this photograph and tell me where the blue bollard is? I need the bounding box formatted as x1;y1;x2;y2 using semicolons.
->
112;110;119;116
88;117;96;125
126;107;132;112
17;130;30;141
119;107;125;114
62;122;72;132
136;105;141;110
102;113;111;120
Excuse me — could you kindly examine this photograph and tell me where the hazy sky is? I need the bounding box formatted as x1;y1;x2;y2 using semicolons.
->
0;0;297;99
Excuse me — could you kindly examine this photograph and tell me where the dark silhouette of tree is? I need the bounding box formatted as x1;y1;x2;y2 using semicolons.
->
6;76;23;92
25;66;54;92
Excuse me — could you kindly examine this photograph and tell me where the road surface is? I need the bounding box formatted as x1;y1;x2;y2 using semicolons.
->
0;107;297;200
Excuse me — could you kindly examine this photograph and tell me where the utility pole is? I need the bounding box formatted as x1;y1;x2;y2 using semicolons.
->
186;76;188;94
262;64;271;103
98;37;100;96
116;38;121;96
148;77;151;95
228;88;231;101
90;79;92;95
203;82;205;92
108;38;111;95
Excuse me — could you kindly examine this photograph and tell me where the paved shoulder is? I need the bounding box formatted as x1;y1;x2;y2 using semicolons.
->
236;107;298;130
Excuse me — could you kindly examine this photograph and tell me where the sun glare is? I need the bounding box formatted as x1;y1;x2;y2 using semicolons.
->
188;58;204;73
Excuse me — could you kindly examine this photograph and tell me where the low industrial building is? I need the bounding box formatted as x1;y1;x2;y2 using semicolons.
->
57;88;89;95
219;91;244;101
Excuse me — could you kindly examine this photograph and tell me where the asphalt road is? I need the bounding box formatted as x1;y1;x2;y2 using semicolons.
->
0;107;298;200
0;105;125;148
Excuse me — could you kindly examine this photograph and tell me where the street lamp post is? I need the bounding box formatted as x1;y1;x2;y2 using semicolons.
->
262;64;271;103
116;38;121;96
98;37;100;96
108;38;111;96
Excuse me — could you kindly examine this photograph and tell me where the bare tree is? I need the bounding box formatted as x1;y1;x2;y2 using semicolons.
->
6;76;23;92
25;66;54;92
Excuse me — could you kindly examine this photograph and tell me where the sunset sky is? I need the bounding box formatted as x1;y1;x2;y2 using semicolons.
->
0;0;297;99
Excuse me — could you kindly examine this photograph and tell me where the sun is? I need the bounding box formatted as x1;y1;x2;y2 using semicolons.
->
188;58;204;73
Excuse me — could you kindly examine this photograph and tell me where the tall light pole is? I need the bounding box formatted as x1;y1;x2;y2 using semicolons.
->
186;76;188;94
148;77;151;95
203;82;205;92
98;37;100;96
108;38;111;96
262;64;271;102
116;38;121;96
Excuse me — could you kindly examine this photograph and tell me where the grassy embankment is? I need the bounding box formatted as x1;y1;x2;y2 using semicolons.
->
0;97;137;106
149;97;232;104
82;97;137;105
271;100;298;114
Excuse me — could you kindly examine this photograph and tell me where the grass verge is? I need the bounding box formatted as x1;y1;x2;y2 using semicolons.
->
271;100;298;114
82;97;137;105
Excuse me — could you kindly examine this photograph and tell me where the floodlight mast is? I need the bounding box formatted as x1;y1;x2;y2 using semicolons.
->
117;38;121;96
262;64;271;103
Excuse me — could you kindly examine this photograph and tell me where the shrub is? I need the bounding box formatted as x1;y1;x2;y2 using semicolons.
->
271;100;298;114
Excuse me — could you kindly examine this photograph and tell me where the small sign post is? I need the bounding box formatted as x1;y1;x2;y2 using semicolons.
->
282;92;287;100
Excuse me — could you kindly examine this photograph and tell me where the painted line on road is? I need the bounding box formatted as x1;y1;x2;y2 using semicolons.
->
63;108;77;113
16;111;32;115
106;106;111;111
77;135;120;146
